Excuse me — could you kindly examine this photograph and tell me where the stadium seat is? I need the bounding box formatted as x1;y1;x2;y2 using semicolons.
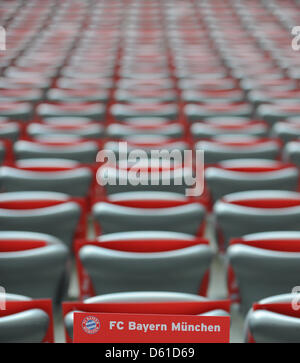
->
0;159;93;199
185;103;253;122
36;103;105;121
106;122;184;139
111;103;178;120
196;137;281;164
191;121;268;139
284;141;300;167
272;121;300;144
245;293;300;343
93;192;206;236
214;190;300;250
26;122;105;140
0;231;68;302
205;159;299;203
0;191;82;249
228;231;300;314
0;293;51;343
14;139;100;164
75;236;213;298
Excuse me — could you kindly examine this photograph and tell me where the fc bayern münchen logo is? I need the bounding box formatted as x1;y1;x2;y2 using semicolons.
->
82;316;101;335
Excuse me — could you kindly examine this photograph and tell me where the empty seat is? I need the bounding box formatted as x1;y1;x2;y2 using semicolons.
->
240;78;297;93
103;139;189;160
114;88;177;103
98;160;194;195
205;159;299;203
14;139;99;164
284;141;300;167
63;291;230;342
0;122;20;142
182;89;244;103
185;103;253;122
75;236;213;298
111;103;178;120
178;78;237;91
93;192;206;236
0;88;43;104
42;117;94;125
0;102;33;122
106;122;184;139
191;121;268;139
0;159;93;199
4;66;57;80
56;77;113;91
60;66;114;79
47;88;109;104
116;78;175;91
36;103;105;121
0;231;68;302
245;293;300;343
228;231;300;314
0;192;82;249
0;77;51;92
257;104;300;126
196;137;281;164
26;123;105;140
272;121;300;144
214;190;300;250
248;89;300;108
0;293;50;343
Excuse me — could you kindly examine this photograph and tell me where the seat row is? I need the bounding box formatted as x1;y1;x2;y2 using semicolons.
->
1;291;299;343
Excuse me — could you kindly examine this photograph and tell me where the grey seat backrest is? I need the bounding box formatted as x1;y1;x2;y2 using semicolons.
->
114;89;177;103
245;293;300;343
185;104;253;122
0;90;42;104
93;192;206;235
14;140;99;163
214;190;300;249
110;103;178;120
100;166;194;195
27;123;105;140
106;123;183;139
182;90;244;103
196;140;280;164
191;123;267;139
228;231;300;314
36;103;105;121
206;160;299;203
57;77;113;90
0;192;81;249
0;122;20;142
116;79;174;90
0;231;68;302
0;164;93;197
65;291;229;340
0;102;33;122
272;122;300;144
42;117;92;125
0;293;49;343
257;104;300;126
284;141;300;167
103;140;189;160
47;88;109;103
79;242;213;295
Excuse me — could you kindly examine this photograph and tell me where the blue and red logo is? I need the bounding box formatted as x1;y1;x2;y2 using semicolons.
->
82;316;100;335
